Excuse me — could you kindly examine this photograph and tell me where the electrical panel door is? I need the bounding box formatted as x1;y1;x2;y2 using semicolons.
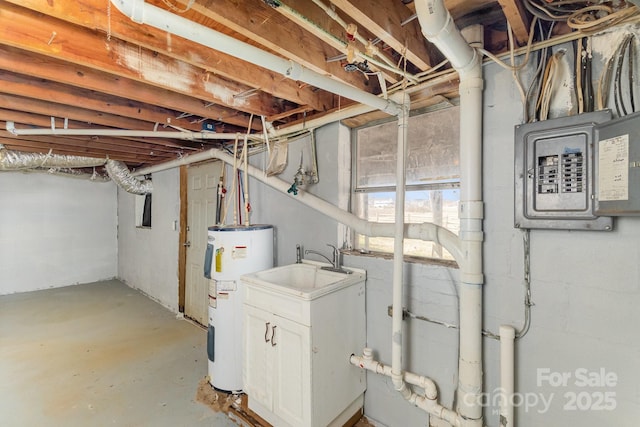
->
514;111;613;230
594;111;640;215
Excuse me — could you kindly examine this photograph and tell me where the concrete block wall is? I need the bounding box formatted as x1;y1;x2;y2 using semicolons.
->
249;30;640;426
117;168;181;311
0;172;117;294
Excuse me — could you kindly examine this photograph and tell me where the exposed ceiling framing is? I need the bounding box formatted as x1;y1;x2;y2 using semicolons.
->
0;0;634;170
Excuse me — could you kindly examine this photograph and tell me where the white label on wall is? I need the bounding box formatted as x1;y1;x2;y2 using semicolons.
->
598;134;629;201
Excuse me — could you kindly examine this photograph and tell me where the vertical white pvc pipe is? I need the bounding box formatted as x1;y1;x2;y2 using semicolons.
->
500;325;516;427
456;73;484;427
415;2;485;426
391;94;412;398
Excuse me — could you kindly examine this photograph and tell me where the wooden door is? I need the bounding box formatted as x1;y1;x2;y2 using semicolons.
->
185;161;221;325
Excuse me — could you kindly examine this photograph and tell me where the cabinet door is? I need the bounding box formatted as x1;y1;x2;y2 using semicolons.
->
272;314;311;427
243;305;273;410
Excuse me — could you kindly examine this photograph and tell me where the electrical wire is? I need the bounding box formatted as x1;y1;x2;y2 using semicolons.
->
537;50;565;120
515;229;533;340
609;34;637;117
526;21;555;122
523;0;639;32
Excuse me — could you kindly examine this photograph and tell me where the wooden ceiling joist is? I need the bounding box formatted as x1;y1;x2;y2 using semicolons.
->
171;0;374;93
497;0;531;45
329;0;432;70
4;0;333;113
0;72;204;132
0;2;283;118
0;45;260;131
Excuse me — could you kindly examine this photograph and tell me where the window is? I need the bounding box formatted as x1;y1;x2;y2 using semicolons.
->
352;105;460;260
135;193;152;228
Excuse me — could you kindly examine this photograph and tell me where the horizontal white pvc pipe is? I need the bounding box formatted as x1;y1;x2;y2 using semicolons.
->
350;351;460;427
131;147;463;262
5;70;458;142
351;349;437;399
5;121;253;140
110;0;401;116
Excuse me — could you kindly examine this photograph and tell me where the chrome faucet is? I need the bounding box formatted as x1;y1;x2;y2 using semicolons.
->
304;244;351;274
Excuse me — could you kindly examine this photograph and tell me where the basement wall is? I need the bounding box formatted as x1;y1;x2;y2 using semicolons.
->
117;168;180;311
113;29;640;427
247;32;640;427
0;172;117;294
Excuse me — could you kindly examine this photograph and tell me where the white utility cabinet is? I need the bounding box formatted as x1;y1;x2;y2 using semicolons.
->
241;262;366;427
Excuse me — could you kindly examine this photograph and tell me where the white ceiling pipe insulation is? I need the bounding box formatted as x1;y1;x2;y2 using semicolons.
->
109;0;401;117
415;1;485;426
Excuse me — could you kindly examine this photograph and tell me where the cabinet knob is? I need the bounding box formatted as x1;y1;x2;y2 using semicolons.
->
271;326;277;347
264;322;271;343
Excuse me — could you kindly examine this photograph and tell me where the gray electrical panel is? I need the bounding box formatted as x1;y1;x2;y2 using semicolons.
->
594;111;640;215
514;111;613;231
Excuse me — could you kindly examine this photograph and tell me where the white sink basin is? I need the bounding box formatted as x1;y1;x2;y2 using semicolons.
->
241;261;365;300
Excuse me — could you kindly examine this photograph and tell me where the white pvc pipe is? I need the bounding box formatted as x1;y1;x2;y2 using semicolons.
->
391;94;411;400
350;351;461;426
5;121;249;140
415;2;485;426
500;325;516;427
135;147;463;261
109;0;401;117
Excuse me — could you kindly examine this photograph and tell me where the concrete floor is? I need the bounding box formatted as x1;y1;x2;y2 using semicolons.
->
0;279;238;427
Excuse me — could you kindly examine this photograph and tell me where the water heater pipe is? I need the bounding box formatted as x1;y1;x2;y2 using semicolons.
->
109;0;401;117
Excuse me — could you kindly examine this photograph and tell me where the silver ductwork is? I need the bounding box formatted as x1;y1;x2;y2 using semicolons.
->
24;167;111;181
105;160;153;195
1;145;152;194
0;145;106;170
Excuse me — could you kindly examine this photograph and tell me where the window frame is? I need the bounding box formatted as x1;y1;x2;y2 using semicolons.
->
350;102;461;261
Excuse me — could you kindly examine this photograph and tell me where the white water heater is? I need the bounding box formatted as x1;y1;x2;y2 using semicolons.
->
205;225;273;393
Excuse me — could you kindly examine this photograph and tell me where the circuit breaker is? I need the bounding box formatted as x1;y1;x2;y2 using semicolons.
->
594;111;640;215
514;111;613;230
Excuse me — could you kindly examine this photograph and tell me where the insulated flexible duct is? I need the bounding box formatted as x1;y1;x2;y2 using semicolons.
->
105;160;153;195
0;145;106;170
25;167;111;182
